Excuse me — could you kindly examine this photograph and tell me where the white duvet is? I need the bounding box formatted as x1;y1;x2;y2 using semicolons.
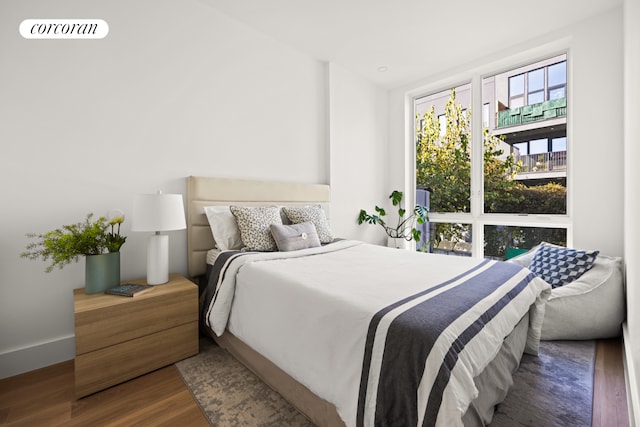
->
204;240;550;426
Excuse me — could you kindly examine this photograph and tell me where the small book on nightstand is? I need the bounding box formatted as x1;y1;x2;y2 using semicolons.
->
105;283;155;297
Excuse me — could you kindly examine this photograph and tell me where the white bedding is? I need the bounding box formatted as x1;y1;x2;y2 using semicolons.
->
204;240;550;426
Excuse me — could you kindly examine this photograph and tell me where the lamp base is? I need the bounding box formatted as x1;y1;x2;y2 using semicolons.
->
146;234;169;285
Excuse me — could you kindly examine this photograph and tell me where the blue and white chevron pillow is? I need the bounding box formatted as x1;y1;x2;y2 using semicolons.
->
529;244;599;288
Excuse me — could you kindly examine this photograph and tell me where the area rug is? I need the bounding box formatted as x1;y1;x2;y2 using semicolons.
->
176;338;595;427
489;339;595;427
175;338;313;426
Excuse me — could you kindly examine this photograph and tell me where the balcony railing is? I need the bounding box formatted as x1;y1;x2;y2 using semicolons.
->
497;97;567;129
516;151;567;174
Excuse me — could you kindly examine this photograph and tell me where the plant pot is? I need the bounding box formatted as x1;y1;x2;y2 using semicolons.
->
387;236;410;250
85;252;120;294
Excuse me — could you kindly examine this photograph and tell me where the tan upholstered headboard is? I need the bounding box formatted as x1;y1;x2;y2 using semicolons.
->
186;176;331;278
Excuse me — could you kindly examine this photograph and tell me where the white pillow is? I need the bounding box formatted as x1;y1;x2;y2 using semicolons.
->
203;206;243;251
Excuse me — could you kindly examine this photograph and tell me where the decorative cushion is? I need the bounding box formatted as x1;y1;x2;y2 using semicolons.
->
230;206;283;251
528;244;599;288
282;205;333;243
203;206;243;251
270;222;321;252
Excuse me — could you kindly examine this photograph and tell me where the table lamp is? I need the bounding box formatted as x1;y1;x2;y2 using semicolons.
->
131;192;186;285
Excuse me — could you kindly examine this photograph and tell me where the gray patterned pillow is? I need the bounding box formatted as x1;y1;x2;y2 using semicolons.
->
282;205;333;243
529;244;599;288
230;206;283;251
270;222;321;252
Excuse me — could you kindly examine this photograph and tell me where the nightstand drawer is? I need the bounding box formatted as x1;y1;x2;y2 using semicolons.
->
74;321;198;398
74;276;197;354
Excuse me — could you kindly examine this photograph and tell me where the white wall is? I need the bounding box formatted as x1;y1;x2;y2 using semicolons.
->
624;0;640;422
328;63;389;246
570;9;624;256
388;7;624;258
0;0;385;378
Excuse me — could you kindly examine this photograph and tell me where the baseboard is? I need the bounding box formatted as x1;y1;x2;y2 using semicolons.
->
623;324;639;427
0;335;75;379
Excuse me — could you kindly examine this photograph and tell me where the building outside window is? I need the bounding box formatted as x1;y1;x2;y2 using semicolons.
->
508;61;566;108
492;54;567;189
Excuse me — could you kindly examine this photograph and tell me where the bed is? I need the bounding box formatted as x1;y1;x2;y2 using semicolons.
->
186;176;551;427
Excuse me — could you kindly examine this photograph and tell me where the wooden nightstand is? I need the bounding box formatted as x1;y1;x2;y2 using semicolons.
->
73;273;199;399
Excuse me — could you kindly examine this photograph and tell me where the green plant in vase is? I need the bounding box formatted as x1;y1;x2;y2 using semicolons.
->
21;211;126;272
358;190;429;248
21;210;126;293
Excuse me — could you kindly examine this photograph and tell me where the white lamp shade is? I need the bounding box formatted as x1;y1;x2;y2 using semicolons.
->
131;193;186;232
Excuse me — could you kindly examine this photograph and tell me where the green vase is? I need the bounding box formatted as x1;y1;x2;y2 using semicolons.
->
85;252;121;294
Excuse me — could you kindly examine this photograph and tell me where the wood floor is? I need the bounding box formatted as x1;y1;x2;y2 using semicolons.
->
0;338;630;426
593;339;630;427
0;364;208;427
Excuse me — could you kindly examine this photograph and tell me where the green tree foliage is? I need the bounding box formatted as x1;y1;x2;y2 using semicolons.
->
490;182;566;214
416;88;520;248
482;127;522;213
416;89;471;213
416;88;521;215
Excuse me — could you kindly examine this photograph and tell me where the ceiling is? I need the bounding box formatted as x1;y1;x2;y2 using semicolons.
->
199;0;621;89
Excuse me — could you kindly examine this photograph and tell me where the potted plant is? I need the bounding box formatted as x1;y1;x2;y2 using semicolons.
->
21;210;126;293
358;190;429;249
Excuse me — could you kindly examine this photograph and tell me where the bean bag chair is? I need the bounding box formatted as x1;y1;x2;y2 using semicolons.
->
507;244;625;340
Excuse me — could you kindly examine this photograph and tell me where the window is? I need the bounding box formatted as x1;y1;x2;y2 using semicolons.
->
484;54;567;216
509;74;525;108
529;138;548;154
482;103;490;129
527;68;545;105
513;142;528;155
507;60;566;107
552;137;566;152
438;114;447;137
415;84;473;253
548;61;567;100
425;223;472;256
414;54;568;260
484;225;566;259
415;84;472;216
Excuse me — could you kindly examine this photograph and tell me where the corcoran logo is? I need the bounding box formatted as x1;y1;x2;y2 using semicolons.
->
19;19;109;39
